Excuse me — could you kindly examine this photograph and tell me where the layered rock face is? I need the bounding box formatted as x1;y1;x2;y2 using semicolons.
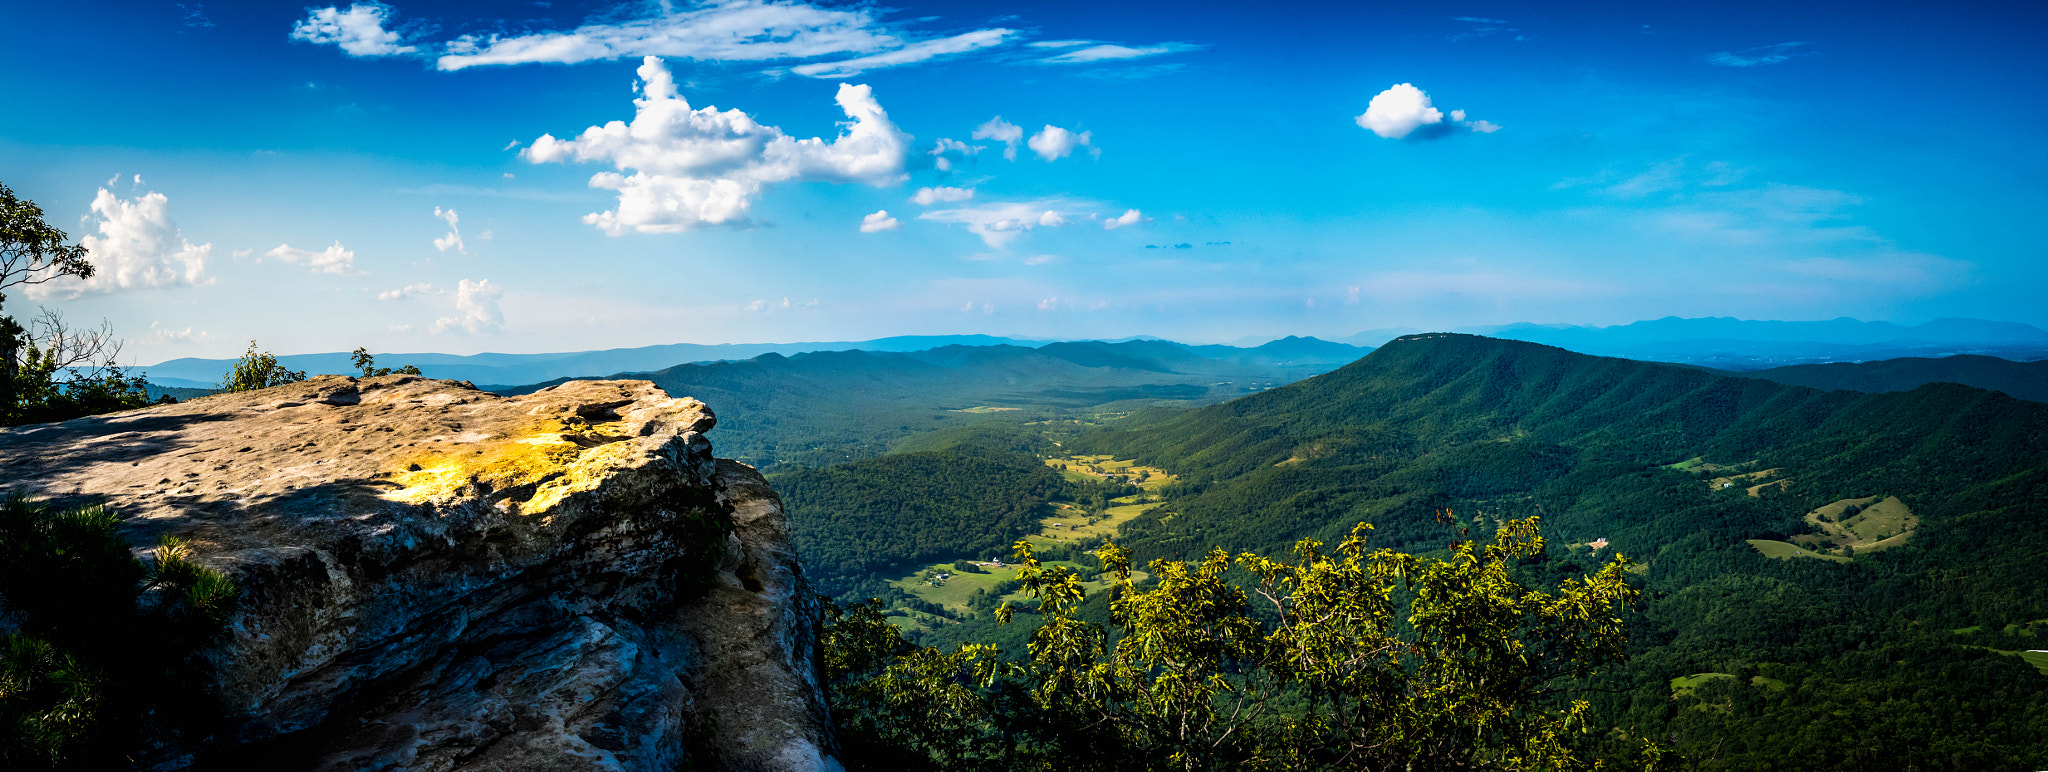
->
0;375;839;771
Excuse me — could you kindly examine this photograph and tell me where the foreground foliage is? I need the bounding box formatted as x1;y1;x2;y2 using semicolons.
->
218;341;306;393
825;517;1668;771
1;182;160;427
0;494;237;769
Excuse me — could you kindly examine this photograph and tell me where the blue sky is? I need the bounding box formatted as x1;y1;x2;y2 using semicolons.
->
3;0;2043;362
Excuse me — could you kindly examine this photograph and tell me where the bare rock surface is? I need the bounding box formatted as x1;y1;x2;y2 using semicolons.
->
0;374;840;771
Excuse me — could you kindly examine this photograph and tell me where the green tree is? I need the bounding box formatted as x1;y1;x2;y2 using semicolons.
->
824;517;1666;771
218;341;306;393
0;183;157;426
350;347;422;378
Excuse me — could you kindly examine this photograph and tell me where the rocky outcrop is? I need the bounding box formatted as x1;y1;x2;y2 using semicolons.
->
0;375;840;771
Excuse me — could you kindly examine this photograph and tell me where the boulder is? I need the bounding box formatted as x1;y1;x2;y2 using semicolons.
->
0;375;840;771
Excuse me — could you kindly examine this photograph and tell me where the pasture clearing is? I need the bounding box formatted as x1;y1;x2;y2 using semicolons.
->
1790;496;1917;556
1045;454;1179;489
1706;467;1782;494
1747;539;1852;563
887;559;1143;617
951;406;1022;413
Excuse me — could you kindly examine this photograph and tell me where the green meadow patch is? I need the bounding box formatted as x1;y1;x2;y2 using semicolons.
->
1747;539;1853;563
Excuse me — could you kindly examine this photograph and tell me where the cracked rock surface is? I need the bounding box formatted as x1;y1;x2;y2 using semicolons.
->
0;375;839;771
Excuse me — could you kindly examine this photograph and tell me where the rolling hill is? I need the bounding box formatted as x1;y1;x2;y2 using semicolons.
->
1064;333;2048;769
1472;316;2048;369
494;339;1368;472
1727;354;2048;404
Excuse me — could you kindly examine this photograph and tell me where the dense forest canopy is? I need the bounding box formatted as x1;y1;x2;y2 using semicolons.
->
811;334;2048;770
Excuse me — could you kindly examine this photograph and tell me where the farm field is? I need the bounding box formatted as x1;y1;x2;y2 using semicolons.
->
1747;539;1852;563
879;453;1175;634
1788;495;1917;555
884;559;1148;634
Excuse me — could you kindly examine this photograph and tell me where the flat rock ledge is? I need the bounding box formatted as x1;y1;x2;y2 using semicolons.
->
0;374;841;771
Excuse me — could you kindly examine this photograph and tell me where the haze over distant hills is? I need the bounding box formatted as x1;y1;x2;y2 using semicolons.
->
1727;355;2048;404
139;316;2048;393
1471;316;2048;369
140;334;1373;390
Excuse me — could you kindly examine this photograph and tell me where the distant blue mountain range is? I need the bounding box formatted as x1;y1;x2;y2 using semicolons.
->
1465;316;2048;370
141;334;1373;390
141;316;2048;390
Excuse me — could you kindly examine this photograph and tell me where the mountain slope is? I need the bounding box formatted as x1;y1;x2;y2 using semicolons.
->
1727;354;2048;404
496;340;1346;471
1068;333;2048;768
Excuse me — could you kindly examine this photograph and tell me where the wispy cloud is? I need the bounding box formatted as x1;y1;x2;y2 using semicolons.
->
430;278;504;334
919;199;1093;247
1035;42;1199;64
1707;41;1810;67
1447;16;1521;42
378;282;443;300
293;0;1017;77
177;3;215;29
911;186;974;205
264;241;359;274
789;28;1015;77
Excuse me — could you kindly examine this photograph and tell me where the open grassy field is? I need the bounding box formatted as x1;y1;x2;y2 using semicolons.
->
1670;672;1736;699
887;559;1143;617
1790;495;1917;555
951;406;1022;413
882;453;1183;628
2021;651;2048;675
1705;467;1781;494
1747;539;1853;563
1046;454;1179;487
1033;454;1182;547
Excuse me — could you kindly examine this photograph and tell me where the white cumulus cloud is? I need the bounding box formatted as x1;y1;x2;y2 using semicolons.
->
911;186;974;205
431;278;503;334
1103;208;1143;230
1027;124;1093;161
27;185;212;299
1354;83;1496;140
860;210;899;232
523;56;909;235
1037;210;1067;227
291;3;416;57
972;117;1024;160
432;206;465;253
264;241;358;274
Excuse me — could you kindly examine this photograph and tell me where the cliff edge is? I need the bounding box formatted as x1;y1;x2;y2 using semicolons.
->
0;374;839;771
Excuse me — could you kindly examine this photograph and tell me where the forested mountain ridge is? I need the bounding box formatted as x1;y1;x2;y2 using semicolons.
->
492;340;1364;471
1066;332;2048;769
1724;354;2048;404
